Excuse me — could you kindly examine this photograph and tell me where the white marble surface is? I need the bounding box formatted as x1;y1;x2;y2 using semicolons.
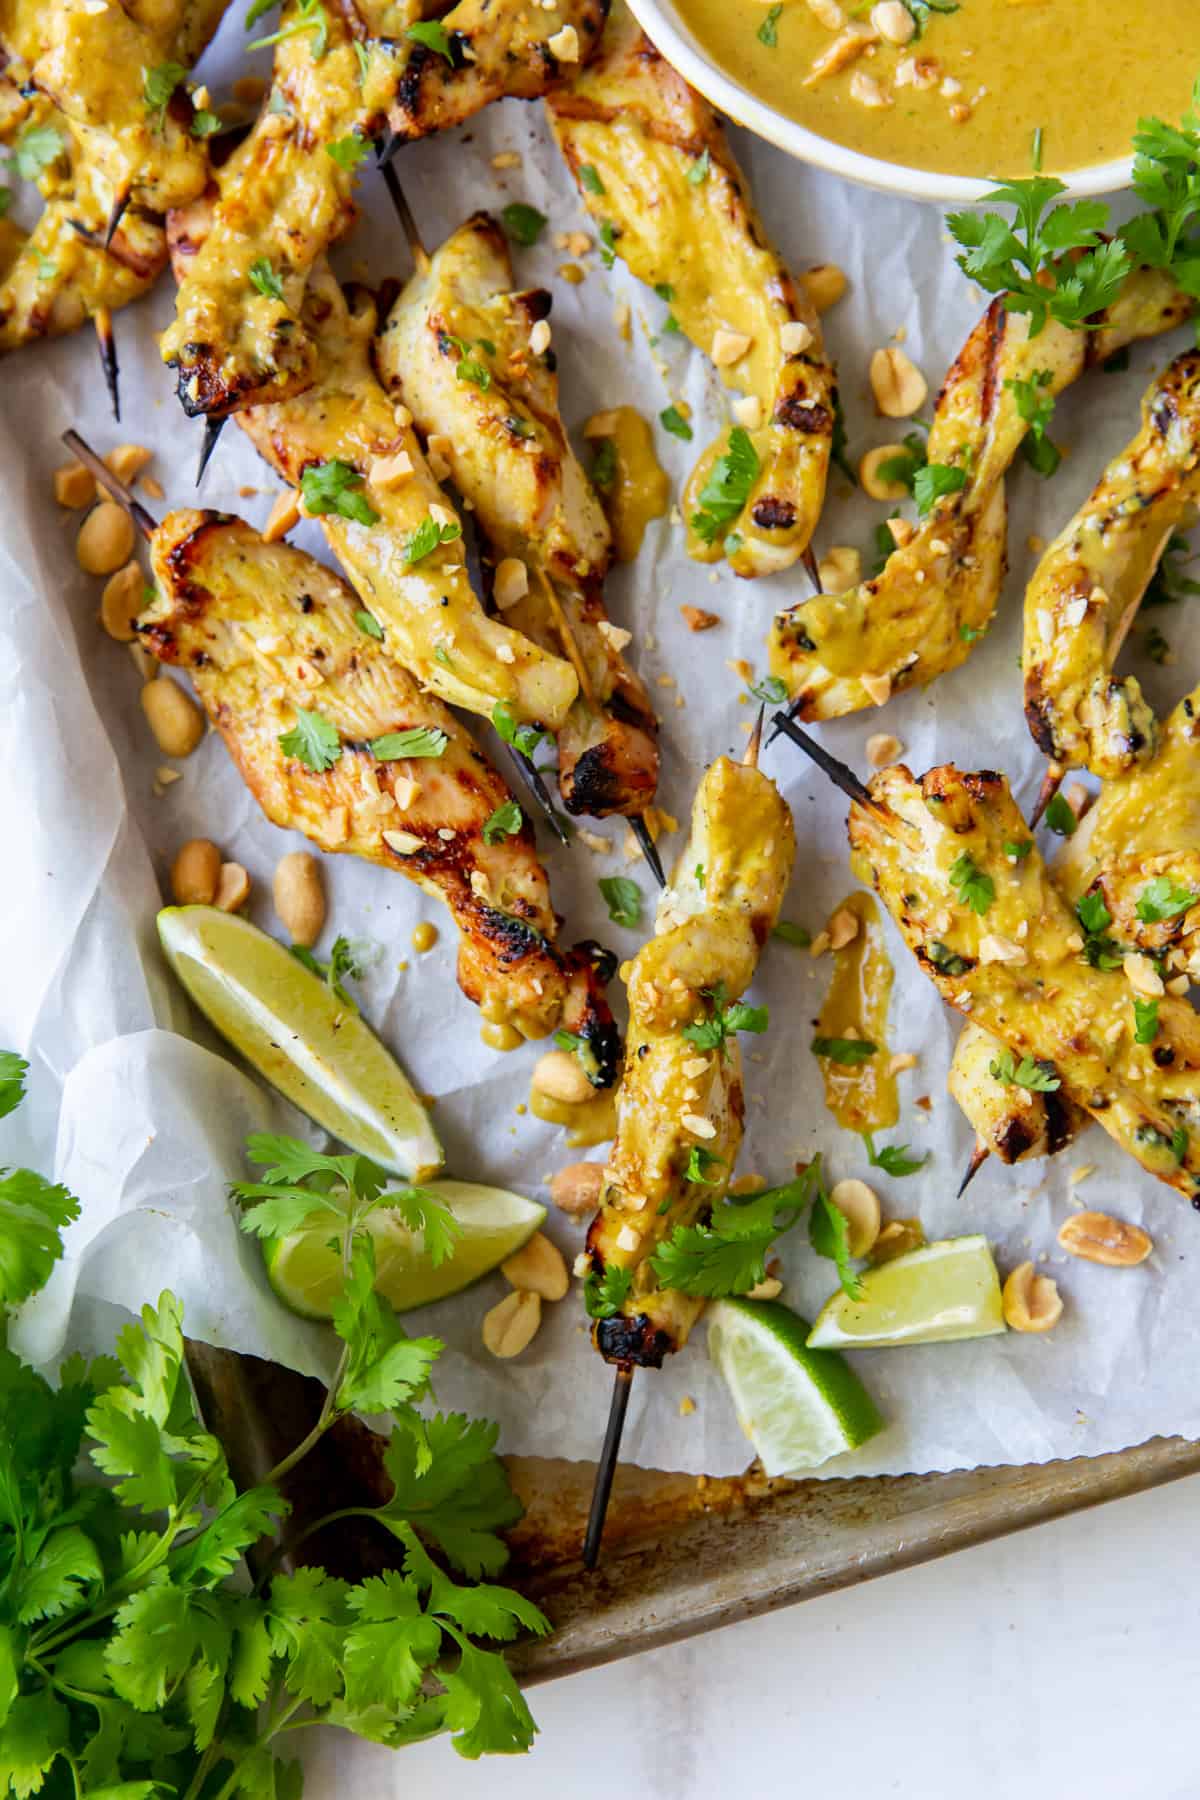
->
301;1470;1200;1799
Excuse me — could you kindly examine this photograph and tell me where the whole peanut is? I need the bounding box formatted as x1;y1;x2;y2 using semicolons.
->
273;852;326;947
171;838;222;905
550;1162;604;1217
141;679;204;757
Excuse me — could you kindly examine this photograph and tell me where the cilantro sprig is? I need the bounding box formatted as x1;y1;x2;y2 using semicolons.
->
988;1048;1061;1092
648;1168;818;1298
690;428;759;546
482;799;523;845
299;459;379;527
946;176;1131;335
862;1133;928;1178
290;934;365;1007
247;0;329;56
948;851;994;916
1005;369;1062;477
0;1076;551;1787
1136;876;1199;923
278;706;342;772
598;875;641;928
681;981;769;1055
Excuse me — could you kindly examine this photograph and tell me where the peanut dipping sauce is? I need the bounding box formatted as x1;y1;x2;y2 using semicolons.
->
813;891;897;1133
676;0;1200;180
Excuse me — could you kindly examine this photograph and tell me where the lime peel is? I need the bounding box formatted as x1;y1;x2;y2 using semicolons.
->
807;1234;1006;1350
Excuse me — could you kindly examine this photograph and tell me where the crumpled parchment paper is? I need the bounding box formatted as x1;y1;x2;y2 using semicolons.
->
3;9;1197;1475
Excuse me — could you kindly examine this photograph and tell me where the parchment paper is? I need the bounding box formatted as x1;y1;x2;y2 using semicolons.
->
4;9;1197;1475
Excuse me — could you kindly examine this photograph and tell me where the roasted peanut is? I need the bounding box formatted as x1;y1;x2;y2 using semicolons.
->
680;605;720;632
105;443;153;486
870;0;915;41
860;444;911;501
273;851;325;947
99;562;145;641
501;1231;569;1301
800;263;848;313
54;461;96;509
215;862;251;913
77;501;136;576
829;1177;881;1257
482;1288;542;1358
744;1275;783;1301
532;1048;594;1106
550;1162;604;1217
1002;1261;1063;1333
817;545;862;592
870;346;928;418
1057;1211;1153;1267
262;490;301;542
827;907;860;950
868;1218;925;1264
171;838;222;906
140;678;204;757
866;732;903;767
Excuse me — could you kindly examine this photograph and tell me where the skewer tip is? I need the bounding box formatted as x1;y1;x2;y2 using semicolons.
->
195;416;226;487
956;1140;989;1199
582;1361;634;1570
1029;761;1065;830
379;158;431;273
802;545;824;593
94;310;119;422
742;704;765;769
103;189;131;250
629;813;666;889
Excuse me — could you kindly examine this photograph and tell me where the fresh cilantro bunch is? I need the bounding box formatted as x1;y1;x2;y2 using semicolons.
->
0;1074;550;1795
1122;83;1200;298
946;177;1130;335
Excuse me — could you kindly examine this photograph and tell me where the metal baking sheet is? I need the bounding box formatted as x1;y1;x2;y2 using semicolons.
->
185;1341;1200;1679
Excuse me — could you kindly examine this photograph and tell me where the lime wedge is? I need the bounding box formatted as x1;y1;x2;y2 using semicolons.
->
157;905;442;1180
807;1234;1006;1349
263;1178;546;1318
706;1297;884;1475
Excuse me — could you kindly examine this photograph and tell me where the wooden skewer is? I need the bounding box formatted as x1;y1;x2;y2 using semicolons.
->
768;709;876;810
583;706;768;1569
380;159;430;274
62;428;157;539
532;565;597;710
195;415;226;487
1029;759;1065;829
956;1139;989;1197
94;309;120;421
104;187;131;249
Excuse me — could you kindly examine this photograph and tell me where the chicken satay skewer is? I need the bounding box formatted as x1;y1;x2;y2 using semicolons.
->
378;183;667;886
583;706;794;1567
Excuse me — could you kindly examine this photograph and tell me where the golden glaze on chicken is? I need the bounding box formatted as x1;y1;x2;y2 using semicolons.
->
581;756;795;1366
771;268;1194;717
1023;351;1200;781
139;509;620;1071
376;212;660;820
160;0;607;419
851;763;1200;1199
547;0;833;579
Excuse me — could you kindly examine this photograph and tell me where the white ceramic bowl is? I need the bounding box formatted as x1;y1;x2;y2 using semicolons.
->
624;0;1131;202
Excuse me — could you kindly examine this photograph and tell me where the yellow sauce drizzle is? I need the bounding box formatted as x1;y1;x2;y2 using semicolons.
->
411;921;438;953
480;1021;524;1053
529;1085;618;1148
815;891;897;1134
588;405;669;562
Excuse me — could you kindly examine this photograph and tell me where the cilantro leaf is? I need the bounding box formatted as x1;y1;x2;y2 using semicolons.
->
598;875;641;927
988;1048;1061;1091
248;256;286;303
439;1631;539;1757
0;1167;80;1307
291;935;366;1008
331;1236;442;1415
278;706;341;772
500;202;546;246
690;427;759;544
491;700;548;760
14;1525;102;1623
590;436;617;492
1043;791;1078;836
583;1264;632;1319
142;60;187;125
757;2;782;45
948;850;994;915
248;0;328;54
482;799;523;845
326;131;370;170
946;177;1129;335
355;608;383;639
913;461;967;516
686;148;711;186
579;162;606;194
369;726;448;760
1006;369;1062;477
172;1485;287;1587
10;123;65;182
772;920;812;947
1077;891;1112;936
862;1133;928;1177
1136;876;1199;923
747;674;788;705
830;390;857;485
875;428;928;494
809;1183;864;1299
553;1028;600;1084
812;1035;876;1065
404;513;462;565
299;458;379;527
191;108;221;136
660;405;693;441
685;1144;725;1184
681;982;769;1054
406;16;454;57
1005;838;1032;861
0;1051;28;1120
0;1689;70;1797
369;1413;523;1578
1134;996;1160;1045
649;1172;814;1298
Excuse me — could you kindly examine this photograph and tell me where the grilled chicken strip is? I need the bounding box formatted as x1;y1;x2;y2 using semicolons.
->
580;755;795;1366
771;268;1194;717
1023;351;1200;781
950;683;1200;1168
0;0;226;350
376;211;659;820
168;199;579;731
851;763;1200;1199
160;0;607;420
547;0;833;579
138;508;620;1070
